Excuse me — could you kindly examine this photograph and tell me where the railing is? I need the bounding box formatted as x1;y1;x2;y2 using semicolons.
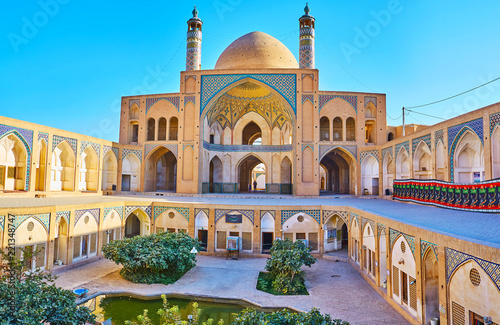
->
393;178;500;212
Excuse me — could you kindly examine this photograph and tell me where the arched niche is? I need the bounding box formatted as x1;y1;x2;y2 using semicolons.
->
453;130;484;183
391;235;417;316
79;146;99;191
383;152;394;194
282;212;320;252
50;141;75;191
261;212;275;253
102;151;118;191
124;209;150;237
435;141;445;180
155;210;188;233
361;155;379;195
362;222;376;278
323;214;347;253
194;210;209;250
0;133;29;191
73;212;99;261
396;147;410;179
122;153;141;191
215;211;254;252
413;141;432;179
35;139;47;191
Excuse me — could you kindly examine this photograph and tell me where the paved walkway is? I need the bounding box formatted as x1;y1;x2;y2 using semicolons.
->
56;256;408;325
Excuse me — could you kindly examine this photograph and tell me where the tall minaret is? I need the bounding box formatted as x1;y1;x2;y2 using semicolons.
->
299;3;315;69
186;6;203;71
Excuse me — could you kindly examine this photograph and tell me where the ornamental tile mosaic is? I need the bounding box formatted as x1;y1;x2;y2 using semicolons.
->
104;206;124;221
421;239;438;260
302;144;314;151
184;96;196;105
364;96;377;108
81;141;101;158
153;206;190;222
448;118;484;149
319;94;358;113
411;134;431;156
489;112;500;134
389;228;415;257
349;212;359;226
0;215;3;231
377;223;386;236
122;148;142;162
103;145;119;159
445;247;500;291
302;94;314;104
129;99;140;108
195;208;209;218
52;135;77;154
382;147;393;160
38;132;49;143
204;141;292;153
74;208;100;226
361;217;376;233
435;129;444;146
56;211;70;224
360;150;379;163
145;96;180;113
260;210;276;220
200;74;297;115
215;209;254;224
448;118;484;182
0;125;33;190
281;210;321;225
145;144;178;157
395;141;410;157
322;210;348;225
13;213;50;232
319;145;357;161
125;206;152;218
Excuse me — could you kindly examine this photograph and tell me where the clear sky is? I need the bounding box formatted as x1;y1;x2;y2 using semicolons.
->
1;1;500;141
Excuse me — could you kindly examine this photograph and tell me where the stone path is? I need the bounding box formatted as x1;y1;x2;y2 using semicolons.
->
56;256;409;325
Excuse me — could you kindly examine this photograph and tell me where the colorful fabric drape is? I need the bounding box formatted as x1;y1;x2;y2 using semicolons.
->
393;179;500;212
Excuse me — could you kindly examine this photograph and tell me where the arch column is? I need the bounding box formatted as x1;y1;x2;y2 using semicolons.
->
207;208;215;252
253;210;260;254
483;111;493;180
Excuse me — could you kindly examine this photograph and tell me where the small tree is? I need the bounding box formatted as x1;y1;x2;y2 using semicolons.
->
264;239;316;294
102;231;201;284
0;246;95;325
232;308;350;325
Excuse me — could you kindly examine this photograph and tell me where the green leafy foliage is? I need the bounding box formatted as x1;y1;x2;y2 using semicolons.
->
232;308;350;325
102;231;201;284
256;272;308;296
125;294;222;325
0;246;95;325
263;239;316;294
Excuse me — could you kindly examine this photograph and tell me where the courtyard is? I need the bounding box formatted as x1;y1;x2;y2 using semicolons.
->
55;255;409;325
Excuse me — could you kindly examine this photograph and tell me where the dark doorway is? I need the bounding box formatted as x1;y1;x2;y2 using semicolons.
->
262;232;273;253
238;155;263;193
198;229;208;251
125;214;141;238
341;223;348;246
319;149;353;194
209;156;222;193
121;175;131;191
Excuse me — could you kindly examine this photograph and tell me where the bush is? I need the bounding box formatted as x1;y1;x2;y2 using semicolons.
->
264;239;316;294
256;272;308;296
232;308;350;325
102;231;201;284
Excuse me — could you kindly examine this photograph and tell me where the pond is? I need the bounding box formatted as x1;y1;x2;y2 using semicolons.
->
82;294;278;325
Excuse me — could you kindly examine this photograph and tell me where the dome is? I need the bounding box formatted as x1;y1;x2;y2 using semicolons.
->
214;31;299;70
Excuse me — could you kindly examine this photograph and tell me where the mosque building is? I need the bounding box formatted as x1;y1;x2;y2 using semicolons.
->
1;5;500;325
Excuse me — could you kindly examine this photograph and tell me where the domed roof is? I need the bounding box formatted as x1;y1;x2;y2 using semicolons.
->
214;31;299;70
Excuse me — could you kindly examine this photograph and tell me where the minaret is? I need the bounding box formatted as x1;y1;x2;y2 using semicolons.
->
186;6;203;71
299;3;315;69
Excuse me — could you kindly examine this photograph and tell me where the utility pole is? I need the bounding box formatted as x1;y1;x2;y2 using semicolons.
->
402;107;405;136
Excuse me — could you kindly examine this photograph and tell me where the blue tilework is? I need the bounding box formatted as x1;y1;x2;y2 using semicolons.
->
145;96;180;113
52;135;77;154
382;147;393;160
204;141;292;152
361;217;376;233
302;144;314;151
104;206;124;221
411;134;431;156
360;150;379;163
389;228;415;257
184;96;196;105
260;210;275;220
395;141;410;157
364;96;377;108
145;144;178;158
350;212;359;227
81;141;101;158
129;99;140;108
377;223;386;237
74;208;100;226
302;94;314;104
322;210;348;225
319;145;358;161
445;247;500;291
38;132;49;143
200;74;297;115
0;215;3;231
0;127;33;190
13;213;51;232
215;209;254;224
435;129;444;147
421;239;438;260
122;148;142;162
489;112;500;134
56;211;70;224
281;210;321;225
319;94;357;113
153;206;190;222
125;206;152;218
195;208;209;218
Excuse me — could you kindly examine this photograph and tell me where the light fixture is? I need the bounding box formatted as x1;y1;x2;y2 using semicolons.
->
190;247;198;254
398;258;404;265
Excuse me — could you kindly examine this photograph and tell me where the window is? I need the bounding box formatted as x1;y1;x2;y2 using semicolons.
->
156;227;165;233
346;117;355;141
131;124;138;143
169;117;178;140
320;117;329;141
158;118;167;140
216;231;226;249
210;134;215;144
333;117;343;140
401;271;408;304
147;119;155;141
242;232;252;251
296;233;306;240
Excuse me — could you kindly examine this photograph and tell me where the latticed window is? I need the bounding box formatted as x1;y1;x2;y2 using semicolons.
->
451;301;465;325
392;266;399;296
409;276;416;310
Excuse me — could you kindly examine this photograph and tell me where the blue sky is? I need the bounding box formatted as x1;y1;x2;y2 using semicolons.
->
1;0;500;141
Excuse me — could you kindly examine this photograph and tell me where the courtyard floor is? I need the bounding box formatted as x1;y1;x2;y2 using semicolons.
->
56;256;409;325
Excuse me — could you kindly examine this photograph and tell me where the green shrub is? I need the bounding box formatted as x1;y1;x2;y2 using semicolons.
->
264;239;316;294
102;231;201;284
232;308;350;325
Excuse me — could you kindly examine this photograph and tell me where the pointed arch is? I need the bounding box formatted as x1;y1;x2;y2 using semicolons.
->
102;150;118;191
396;146;410;179
491;125;500;178
0;132;29;191
452;129;484;183
383;151;394;194
50;141;75;191
209;155;223;193
124;208;150;237
361;155;379;195
122;153;141;191
413;140;432;179
79;146;99;191
237;153;266;193
144;146;176;192
435;140;445;180
35;139;47;191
